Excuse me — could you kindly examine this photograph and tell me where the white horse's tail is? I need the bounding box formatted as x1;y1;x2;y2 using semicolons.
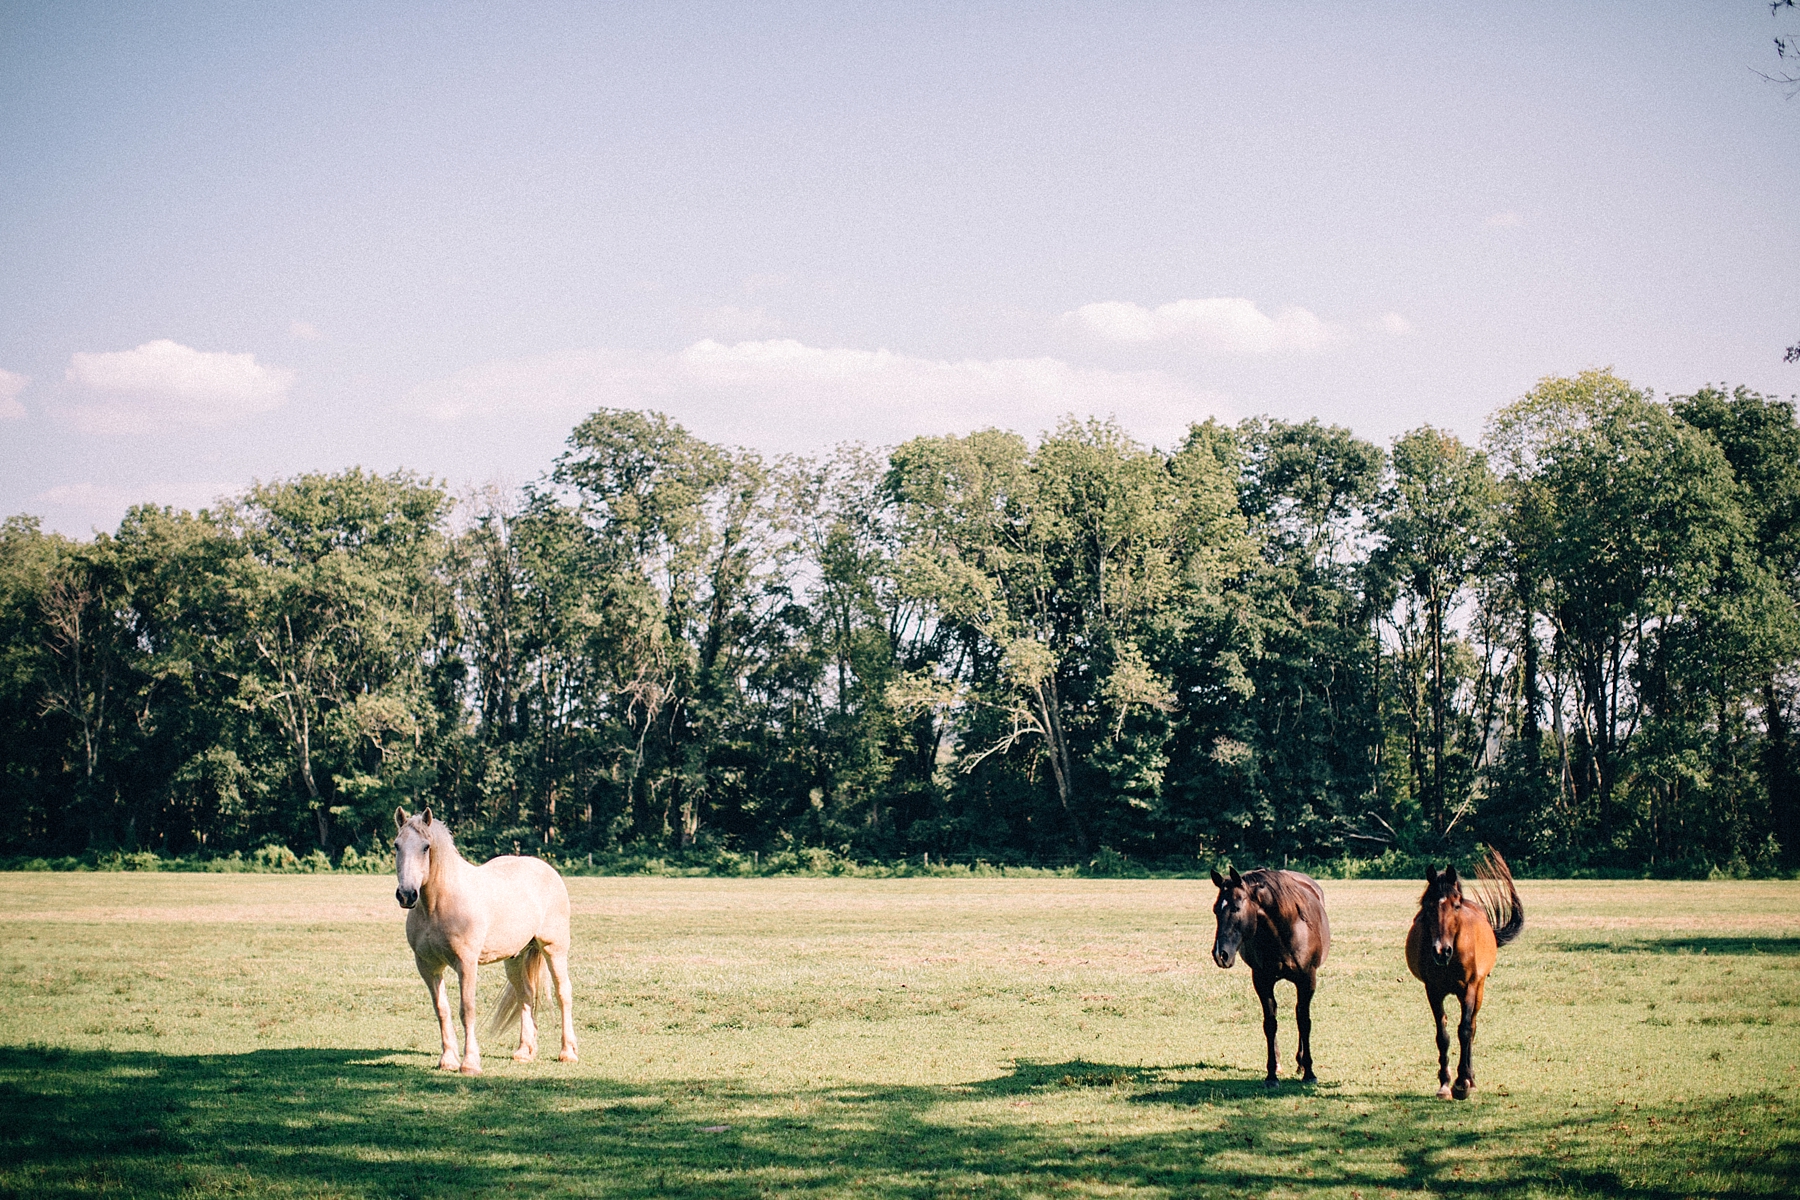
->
486;939;550;1037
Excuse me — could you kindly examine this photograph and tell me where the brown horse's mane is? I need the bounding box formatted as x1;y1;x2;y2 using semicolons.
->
1241;867;1321;928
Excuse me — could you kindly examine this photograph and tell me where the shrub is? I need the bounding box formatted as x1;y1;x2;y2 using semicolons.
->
250;844;299;872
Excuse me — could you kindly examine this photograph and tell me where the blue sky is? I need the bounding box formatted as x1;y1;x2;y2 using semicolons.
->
3;1;1796;534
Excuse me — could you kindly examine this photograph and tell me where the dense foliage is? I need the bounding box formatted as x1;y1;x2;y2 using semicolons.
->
4;372;1796;873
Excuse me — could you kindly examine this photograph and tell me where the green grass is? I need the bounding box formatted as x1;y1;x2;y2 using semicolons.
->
0;875;1795;1198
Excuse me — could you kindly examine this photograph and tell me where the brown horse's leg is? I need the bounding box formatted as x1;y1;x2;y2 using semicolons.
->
1428;986;1452;1099
1294;972;1317;1083
1452;982;1481;1099
547;946;579;1062
455;956;482;1075
1253;969;1280;1088
418;958;459;1072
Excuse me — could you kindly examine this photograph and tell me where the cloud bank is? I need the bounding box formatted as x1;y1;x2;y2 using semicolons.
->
1062;297;1339;353
62;339;293;434
407;338;1230;452
0;368;26;420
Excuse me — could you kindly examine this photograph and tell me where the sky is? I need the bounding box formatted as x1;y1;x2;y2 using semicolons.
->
2;1;1797;536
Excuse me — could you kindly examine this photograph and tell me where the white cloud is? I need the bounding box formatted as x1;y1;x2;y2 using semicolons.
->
61;339;294;434
1379;312;1416;336
0;368;27;420
289;320;322;341
1062;297;1339;353
407;338;1231;452
1485;210;1524;228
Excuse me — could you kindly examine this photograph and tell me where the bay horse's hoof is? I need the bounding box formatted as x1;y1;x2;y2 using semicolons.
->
1301;1072;1318;1084
1436;1085;1453;1100
1451;1081;1472;1100
1264;1076;1279;1090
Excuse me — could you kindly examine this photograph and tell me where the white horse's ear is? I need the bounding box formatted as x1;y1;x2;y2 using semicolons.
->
394;806;408;830
422;807;434;826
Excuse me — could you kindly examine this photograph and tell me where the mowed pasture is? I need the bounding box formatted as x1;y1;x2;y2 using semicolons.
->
0;875;1795;1198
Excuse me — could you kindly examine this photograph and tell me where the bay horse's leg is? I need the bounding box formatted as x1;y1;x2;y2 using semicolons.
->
548;946;579;1063
506;953;539;1063
1294;971;1317;1083
454;956;482;1075
1452;980;1483;1100
1428;986;1452;1099
1253;968;1280;1088
418;958;459;1072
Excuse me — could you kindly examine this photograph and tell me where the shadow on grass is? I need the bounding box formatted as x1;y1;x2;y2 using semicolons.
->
1554;936;1800;957
0;1045;1793;1198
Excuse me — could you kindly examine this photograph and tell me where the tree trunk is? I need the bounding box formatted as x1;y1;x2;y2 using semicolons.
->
1766;675;1797;865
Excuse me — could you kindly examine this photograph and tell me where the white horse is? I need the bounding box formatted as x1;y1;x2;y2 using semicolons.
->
393;807;578;1074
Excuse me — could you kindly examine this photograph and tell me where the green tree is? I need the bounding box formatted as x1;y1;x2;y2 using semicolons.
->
1370;427;1498;836
219;469;448;852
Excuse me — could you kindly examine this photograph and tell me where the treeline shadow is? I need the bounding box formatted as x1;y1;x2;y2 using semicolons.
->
1554;936;1800;957
0;1045;1792;1198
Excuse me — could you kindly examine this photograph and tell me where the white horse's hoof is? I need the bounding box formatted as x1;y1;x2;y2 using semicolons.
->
558;1049;579;1063
513;1048;537;1063
460;1062;482;1076
438;1057;460;1072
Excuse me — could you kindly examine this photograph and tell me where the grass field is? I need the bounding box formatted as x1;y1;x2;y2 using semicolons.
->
0;874;1795;1198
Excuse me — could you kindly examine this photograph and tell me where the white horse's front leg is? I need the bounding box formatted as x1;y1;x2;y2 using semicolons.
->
549;947;579;1063
455;957;482;1075
418;958;459;1072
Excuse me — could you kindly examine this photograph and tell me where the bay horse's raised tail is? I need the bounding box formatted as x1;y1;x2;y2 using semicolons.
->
1473;847;1525;948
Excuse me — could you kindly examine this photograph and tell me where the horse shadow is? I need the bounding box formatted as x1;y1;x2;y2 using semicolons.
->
0;1044;1789;1198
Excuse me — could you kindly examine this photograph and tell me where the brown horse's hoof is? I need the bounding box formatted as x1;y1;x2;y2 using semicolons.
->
1301;1072;1317;1084
1451;1081;1472;1100
1264;1076;1279;1090
1436;1085;1453;1100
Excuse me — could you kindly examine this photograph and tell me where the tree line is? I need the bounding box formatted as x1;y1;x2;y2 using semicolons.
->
3;369;1796;874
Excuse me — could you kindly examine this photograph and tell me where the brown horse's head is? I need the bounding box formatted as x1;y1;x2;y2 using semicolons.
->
1210;866;1256;969
393;806;436;909
1420;865;1464;966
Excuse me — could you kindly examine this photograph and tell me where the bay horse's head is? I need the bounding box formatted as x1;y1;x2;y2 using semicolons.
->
393;806;437;909
1210;866;1257;969
1421;865;1464;967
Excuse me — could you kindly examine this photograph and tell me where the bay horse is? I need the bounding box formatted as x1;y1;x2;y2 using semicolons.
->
1405;848;1524;1099
393;807;578;1074
1209;866;1331;1088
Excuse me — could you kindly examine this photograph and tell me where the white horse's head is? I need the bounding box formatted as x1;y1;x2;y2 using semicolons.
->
394;806;436;909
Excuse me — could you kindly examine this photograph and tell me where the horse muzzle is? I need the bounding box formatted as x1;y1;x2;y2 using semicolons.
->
396;886;419;909
1432;945;1453;967
1213;947;1237;969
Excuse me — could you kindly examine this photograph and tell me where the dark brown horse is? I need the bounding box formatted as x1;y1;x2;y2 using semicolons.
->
1405;848;1524;1099
1209;866;1331;1088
